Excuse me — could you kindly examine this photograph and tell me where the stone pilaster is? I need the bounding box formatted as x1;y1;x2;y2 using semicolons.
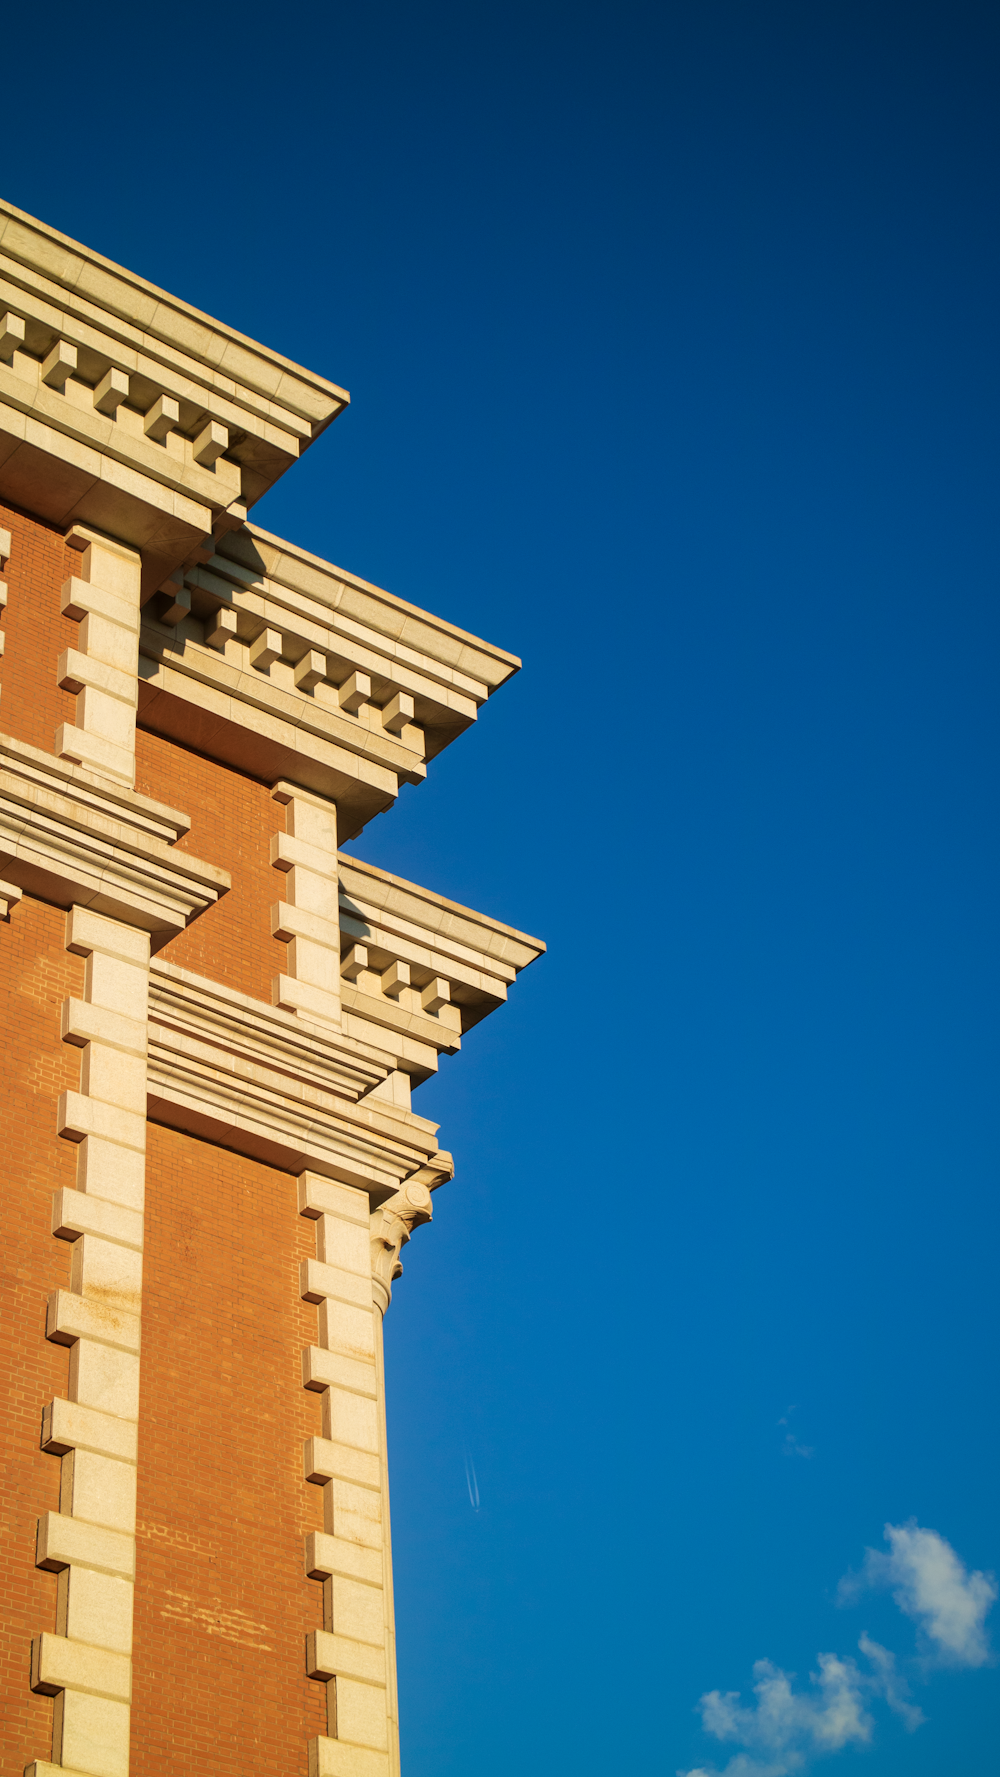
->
56;528;141;790
271;782;342;1027
30;905;149;1777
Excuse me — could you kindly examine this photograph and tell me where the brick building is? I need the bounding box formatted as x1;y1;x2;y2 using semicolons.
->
0;199;543;1777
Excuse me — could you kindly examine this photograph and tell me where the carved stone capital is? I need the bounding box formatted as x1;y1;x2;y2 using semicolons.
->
370;1182;433;1313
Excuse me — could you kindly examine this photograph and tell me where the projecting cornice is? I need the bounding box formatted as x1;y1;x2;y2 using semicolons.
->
0;199;348;593
146;957;453;1202
136;521;525;833
0;732;227;936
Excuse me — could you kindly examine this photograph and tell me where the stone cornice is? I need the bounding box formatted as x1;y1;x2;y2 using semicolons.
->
146;958;453;1201
0;200;347;443
0;733;227;936
0;199;349;590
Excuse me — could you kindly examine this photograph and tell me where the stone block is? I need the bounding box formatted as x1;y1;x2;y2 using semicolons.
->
74;685;136;749
31;1631;131;1701
0;313;24;358
316;1214;372;1277
193;419;228;464
325;1479;383;1548
46;1290;141;1355
58;1091;147;1153
286;934;341;993
301;1259;372;1310
283;864;340;920
55;723;134;786
335;1676;390;1751
298;1174;371;1224
308;1739;390;1777
338;671;371;714
61;576;139;632
53;1686;131;1777
302;1346;377;1398
76;1136;146;1210
381;691;414;734
42;340;77;389
325;1574;386;1647
250;626;283;671
274;973;342;1025
36;1511;135;1579
69;1340;140;1421
52;1188;144;1249
60;1449;137;1534
57;649;138;706
42;1399;138;1465
143;394;179;440
307;1629;385;1686
295;649;327;690
56;1565;133;1654
70;1236;143;1316
93;368;129;416
321;1388;380;1456
318;1298;376;1364
83;949;149;1018
61;998;147;1059
271;830;339;879
80;1045;147;1115
271;900;341;949
77;610;139;672
305;1531;383;1587
304;1437;381;1491
205;606;237;649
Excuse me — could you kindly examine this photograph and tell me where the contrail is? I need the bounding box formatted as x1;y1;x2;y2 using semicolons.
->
464;1451;480;1512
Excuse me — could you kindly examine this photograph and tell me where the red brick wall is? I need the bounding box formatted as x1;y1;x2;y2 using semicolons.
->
0;502;78;757
135;730;287;1005
131;1123;327;1775
0;895;84;1775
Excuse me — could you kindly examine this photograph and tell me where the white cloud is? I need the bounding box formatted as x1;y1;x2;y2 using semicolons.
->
857;1634;924;1731
677;1654;871;1777
840;1522;997;1667
681;1523;995;1777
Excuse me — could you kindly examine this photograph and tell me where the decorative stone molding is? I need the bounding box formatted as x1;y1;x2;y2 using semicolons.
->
369;1184;434;1315
33;905;151;1777
0;730;227;936
145;956;452;1200
0;200;348;594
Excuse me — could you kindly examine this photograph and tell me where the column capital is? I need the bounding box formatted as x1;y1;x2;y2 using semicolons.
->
370;1182;433;1314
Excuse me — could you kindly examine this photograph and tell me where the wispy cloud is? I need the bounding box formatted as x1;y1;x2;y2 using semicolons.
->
838;1521;997;1668
679;1524;994;1777
777;1406;814;1460
856;1634;923;1731
464;1450;480;1512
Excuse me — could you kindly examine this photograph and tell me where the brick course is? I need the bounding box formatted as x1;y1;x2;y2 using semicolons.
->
0;501;79;758
135;730;287;1004
130;1124;327;1774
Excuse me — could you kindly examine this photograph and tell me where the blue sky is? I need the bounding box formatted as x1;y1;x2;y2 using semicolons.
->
6;1;1000;1770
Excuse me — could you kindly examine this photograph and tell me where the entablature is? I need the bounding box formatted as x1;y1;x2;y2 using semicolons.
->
0;731;227;936
0;199;348;592
146;956;452;1204
135;522;523;837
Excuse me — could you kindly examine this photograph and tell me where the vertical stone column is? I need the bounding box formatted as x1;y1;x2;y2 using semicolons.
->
270;782;342;1027
56;528;141;790
301;1175;432;1777
29;906;149;1777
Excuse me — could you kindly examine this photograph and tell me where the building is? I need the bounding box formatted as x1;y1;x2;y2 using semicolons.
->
0;198;544;1777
